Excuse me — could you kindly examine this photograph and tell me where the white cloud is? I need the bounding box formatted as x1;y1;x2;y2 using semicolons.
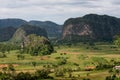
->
0;0;120;24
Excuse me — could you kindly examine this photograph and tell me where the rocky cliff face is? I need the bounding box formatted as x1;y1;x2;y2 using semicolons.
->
62;14;120;42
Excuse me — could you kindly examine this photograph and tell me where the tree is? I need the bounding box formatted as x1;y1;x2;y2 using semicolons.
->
8;64;15;72
31;62;37;67
2;67;7;73
15;72;32;80
58;58;67;65
114;35;120;47
17;54;25;60
55;69;64;77
35;69;53;79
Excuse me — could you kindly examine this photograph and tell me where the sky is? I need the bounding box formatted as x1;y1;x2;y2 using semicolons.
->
0;0;120;24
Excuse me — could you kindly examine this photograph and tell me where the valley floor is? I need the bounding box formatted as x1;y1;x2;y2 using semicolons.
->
0;43;120;80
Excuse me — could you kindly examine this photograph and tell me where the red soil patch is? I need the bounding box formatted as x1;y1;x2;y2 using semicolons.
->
85;66;96;71
40;56;49;60
59;50;80;54
0;64;19;69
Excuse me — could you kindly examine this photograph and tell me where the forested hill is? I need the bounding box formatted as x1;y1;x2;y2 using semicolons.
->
1;14;120;43
0;19;62;42
62;14;120;42
0;27;17;41
10;24;47;44
29;21;62;38
0;19;27;28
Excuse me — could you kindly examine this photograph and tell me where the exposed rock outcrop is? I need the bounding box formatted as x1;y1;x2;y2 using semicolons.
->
62;14;120;42
11;24;47;44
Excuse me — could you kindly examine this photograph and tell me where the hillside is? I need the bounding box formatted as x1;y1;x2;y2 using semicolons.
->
62;14;120;42
0;27;17;42
11;24;47;44
0;19;27;28
0;19;62;42
29;21;62;38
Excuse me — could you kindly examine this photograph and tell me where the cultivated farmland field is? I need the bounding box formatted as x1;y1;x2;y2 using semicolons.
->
0;43;120;80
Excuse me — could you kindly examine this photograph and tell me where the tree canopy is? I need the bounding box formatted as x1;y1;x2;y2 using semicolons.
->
22;34;54;55
114;35;120;47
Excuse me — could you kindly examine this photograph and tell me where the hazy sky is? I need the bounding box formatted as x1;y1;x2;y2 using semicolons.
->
0;0;120;24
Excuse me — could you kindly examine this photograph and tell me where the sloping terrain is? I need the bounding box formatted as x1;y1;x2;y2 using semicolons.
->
62;14;120;42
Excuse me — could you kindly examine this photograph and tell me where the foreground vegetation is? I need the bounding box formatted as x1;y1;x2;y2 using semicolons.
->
0;42;120;80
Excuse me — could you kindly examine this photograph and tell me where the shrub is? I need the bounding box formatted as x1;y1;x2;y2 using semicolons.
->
35;69;53;79
55;57;61;59
31;62;37;67
58;58;67;65
73;63;79;66
83;78;91;80
17;54;25;60
15;72;32;80
55;70;64;77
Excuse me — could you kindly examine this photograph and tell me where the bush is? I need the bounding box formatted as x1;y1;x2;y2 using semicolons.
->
73;63;79;66
35;69;53;79
55;57;61;59
31;62;37;67
83;78;91;80
17;54;25;60
105;74;118;80
58;58;67;65
15;72;32;80
55;70;64;77
0;68;53;80
8;64;15;71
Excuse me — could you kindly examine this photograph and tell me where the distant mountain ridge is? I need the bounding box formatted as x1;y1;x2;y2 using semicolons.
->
29;20;62;38
0;18;27;27
0;18;62;42
62;14;120;42
1;14;120;43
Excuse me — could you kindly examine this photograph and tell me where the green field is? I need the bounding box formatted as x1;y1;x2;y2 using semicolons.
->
0;43;120;80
